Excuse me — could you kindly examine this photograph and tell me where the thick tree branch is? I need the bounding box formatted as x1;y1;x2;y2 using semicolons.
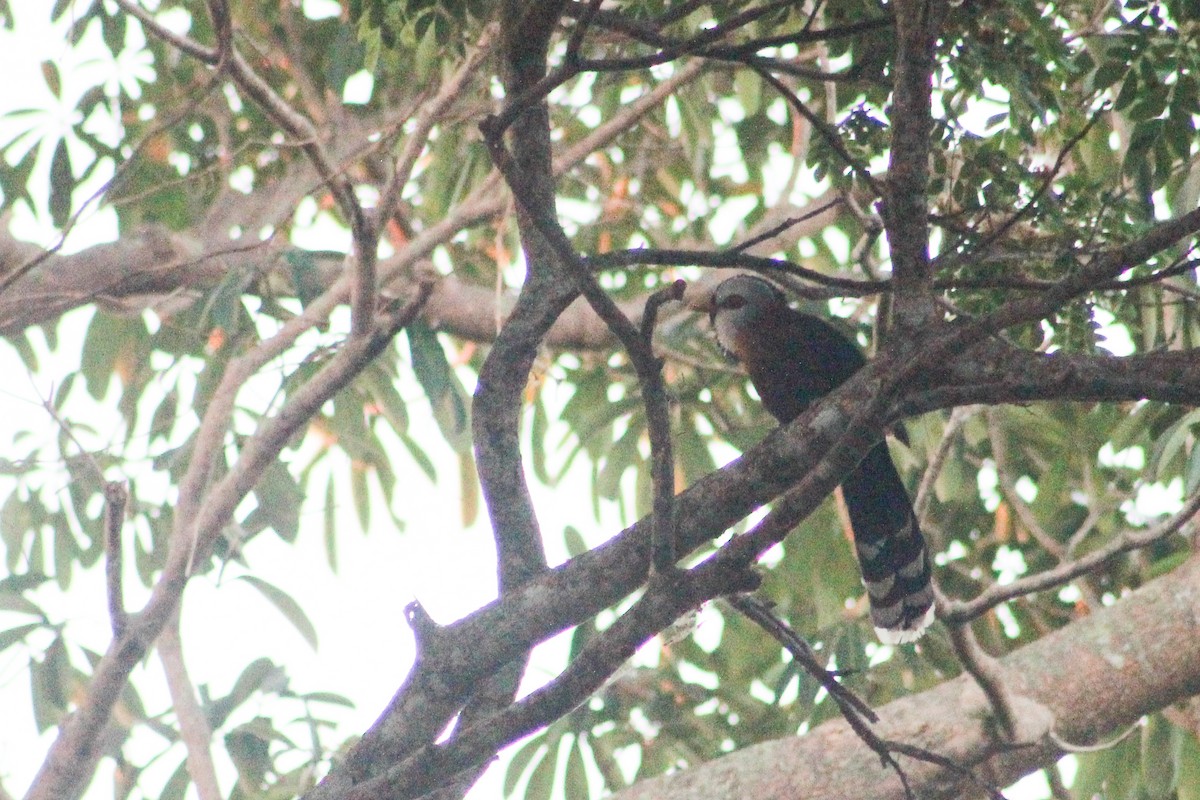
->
326;4;574;793
288;336;1200;788
0;58;704;345
347;562;760;800
641;280;688;570
480;120;686;573
612;552;1200;800
883;0;945;331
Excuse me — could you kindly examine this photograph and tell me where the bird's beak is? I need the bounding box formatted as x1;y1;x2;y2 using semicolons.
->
684;286;716;315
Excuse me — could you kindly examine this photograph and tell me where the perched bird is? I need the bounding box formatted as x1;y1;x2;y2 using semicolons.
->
703;275;934;643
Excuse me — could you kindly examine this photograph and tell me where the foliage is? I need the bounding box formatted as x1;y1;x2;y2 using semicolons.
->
2;0;1200;799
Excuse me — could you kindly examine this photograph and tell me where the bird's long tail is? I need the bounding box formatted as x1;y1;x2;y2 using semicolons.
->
839;442;935;643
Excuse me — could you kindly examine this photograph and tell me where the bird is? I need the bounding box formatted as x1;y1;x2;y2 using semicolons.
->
702;274;935;644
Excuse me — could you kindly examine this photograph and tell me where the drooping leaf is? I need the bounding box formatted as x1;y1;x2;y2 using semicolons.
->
48;138;73;228
406;321;471;452
238;576;319;651
244;460;304;543
206;656;288;729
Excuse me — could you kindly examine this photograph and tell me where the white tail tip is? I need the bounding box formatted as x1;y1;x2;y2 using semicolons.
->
874;605;936;645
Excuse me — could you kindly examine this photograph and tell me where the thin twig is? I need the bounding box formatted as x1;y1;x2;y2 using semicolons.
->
725;595;878;722
112;0;218;61
204;0;232;64
943;486;1200;624
584;246;886;294
719;597;1006;800
641;279;688;571
934;106;1108;275
986;408;1067;560
564;0;605;62
937;588;1019;741
103;482;129;639
914;405;976;523
225;50;373;334
375;28;496;243
158;610;223;800
751;66;885;198
731;197;845;254
884;739;1009;800
575;0;798;73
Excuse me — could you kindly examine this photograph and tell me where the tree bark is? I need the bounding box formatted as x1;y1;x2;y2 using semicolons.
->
613;551;1200;800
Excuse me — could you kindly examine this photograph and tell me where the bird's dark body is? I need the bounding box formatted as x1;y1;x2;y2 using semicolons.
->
708;275;935;642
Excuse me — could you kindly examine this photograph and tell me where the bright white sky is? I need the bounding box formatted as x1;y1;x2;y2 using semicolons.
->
0;2;1083;799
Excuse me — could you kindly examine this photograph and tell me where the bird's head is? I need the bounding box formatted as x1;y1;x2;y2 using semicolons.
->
692;275;787;360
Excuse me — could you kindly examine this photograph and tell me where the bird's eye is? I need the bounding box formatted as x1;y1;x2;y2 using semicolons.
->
720;294;746;310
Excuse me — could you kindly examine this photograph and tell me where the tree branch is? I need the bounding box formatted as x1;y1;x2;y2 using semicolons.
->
23;286;432;800
882;0;946;331
942;485;1200;625
290;333;1200;792
327;4;574;792
612;552;1200;800
157;610;223;800
102;482;128;639
346;563;759;800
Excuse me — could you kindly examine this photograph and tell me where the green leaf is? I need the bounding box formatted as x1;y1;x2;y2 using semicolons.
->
284;249;328;309
530;391;552;486
323;476;339;571
1;494;35;572
459;452;478;527
41;61;61;98
503;735;546;798
201;267;252;340
238;576;319;651
562;525;588;559
362;366;409;435
563;736;589;800
53;521;77;590
49;138;73;228
394;433;439;501
1141;713;1174;798
299;691;355;707
733;69;761;117
158;759;191;800
524;736;558;800
225;719;274;791
1179;729;1200;800
207;657;287;729
79;311;146;401
0;622;40;653
1185;442;1200;495
150;387;179;443
351;462;372;531
30;636;68;732
247;461;303;543
406;322;470;452
99;6;126;53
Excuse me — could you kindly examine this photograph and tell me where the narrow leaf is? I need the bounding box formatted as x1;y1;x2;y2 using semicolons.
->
49;138;73;228
238;576;319;651
407;322;471;451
